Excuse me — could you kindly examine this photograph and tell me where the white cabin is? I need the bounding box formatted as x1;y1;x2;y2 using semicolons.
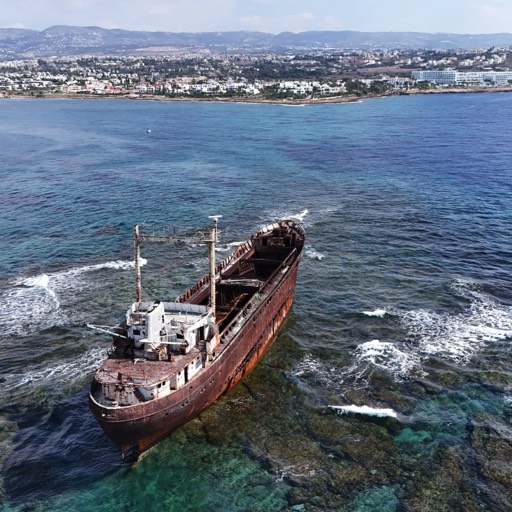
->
126;301;214;360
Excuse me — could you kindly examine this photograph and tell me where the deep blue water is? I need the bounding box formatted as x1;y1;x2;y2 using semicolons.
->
0;93;511;511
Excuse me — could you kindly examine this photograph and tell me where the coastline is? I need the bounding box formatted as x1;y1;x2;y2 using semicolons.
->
2;85;512;105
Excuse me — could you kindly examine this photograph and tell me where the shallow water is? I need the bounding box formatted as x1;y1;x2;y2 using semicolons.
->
0;93;511;511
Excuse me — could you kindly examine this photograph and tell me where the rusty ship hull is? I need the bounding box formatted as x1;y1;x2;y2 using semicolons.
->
89;220;304;459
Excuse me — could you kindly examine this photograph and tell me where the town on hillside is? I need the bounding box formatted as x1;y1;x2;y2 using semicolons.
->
1;46;512;100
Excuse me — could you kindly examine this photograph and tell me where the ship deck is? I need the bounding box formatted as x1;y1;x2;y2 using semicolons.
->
94;349;201;385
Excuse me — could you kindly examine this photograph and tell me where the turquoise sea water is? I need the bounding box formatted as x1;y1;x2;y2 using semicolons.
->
0;93;511;511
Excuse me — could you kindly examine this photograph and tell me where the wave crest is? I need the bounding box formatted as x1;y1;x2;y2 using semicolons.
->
1;259;136;336
329;404;399;419
2;347;106;391
401;281;512;363
351;339;422;381
305;246;324;261
362;309;387;317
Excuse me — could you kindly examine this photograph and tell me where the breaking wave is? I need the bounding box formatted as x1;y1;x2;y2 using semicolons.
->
264;208;309;226
400;279;512;363
1;273;63;337
288;209;309;223
362;309;387;317
216;241;244;253
2;346;106;391
0;260;139;336
305;246;324;261
350;340;423;380
329;404;399;419
291;341;421;396
292;280;512;400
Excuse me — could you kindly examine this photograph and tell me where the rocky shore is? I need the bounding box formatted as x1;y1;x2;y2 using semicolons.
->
3;85;512;105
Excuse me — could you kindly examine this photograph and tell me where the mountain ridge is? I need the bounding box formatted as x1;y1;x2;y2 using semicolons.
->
1;25;512;59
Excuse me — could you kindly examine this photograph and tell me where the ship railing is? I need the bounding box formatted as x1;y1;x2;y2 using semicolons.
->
175;221;303;305
254;219;305;242
221;240;254;272
259;248;297;295
176;240;253;303
219;247;298;345
97;367;160;389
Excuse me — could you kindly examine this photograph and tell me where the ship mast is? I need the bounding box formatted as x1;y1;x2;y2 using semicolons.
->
207;215;222;316
133;217;222;306
133;224;183;302
134;224;142;302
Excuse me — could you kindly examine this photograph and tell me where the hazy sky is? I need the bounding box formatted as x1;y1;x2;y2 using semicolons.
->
2;0;512;34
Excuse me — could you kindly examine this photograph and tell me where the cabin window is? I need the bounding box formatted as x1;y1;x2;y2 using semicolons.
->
133;329;141;336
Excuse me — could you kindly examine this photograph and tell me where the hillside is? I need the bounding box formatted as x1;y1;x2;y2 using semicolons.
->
1;26;512;59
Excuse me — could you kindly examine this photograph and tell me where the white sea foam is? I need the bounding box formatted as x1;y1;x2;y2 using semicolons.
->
292;341;421;396
401;281;512;363
305;246;324;261
291;340;422;398
22;273;51;288
351;339;423;381
291;353;354;394
2;346;106;391
289;208;309;223
216;241;243;253
1;259;138;336
329;404;399;419
12;259;140;289
291;353;327;378
50;258;141;279
294;352;410;420
1;273;62;336
363;309;387;317
292;281;512;396
264;208;309;226
293;284;512;391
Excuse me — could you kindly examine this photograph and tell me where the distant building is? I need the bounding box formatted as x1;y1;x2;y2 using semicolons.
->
412;70;512;85
411;70;457;84
383;76;411;89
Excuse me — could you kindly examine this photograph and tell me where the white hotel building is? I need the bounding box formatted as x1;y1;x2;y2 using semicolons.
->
412;70;512;85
